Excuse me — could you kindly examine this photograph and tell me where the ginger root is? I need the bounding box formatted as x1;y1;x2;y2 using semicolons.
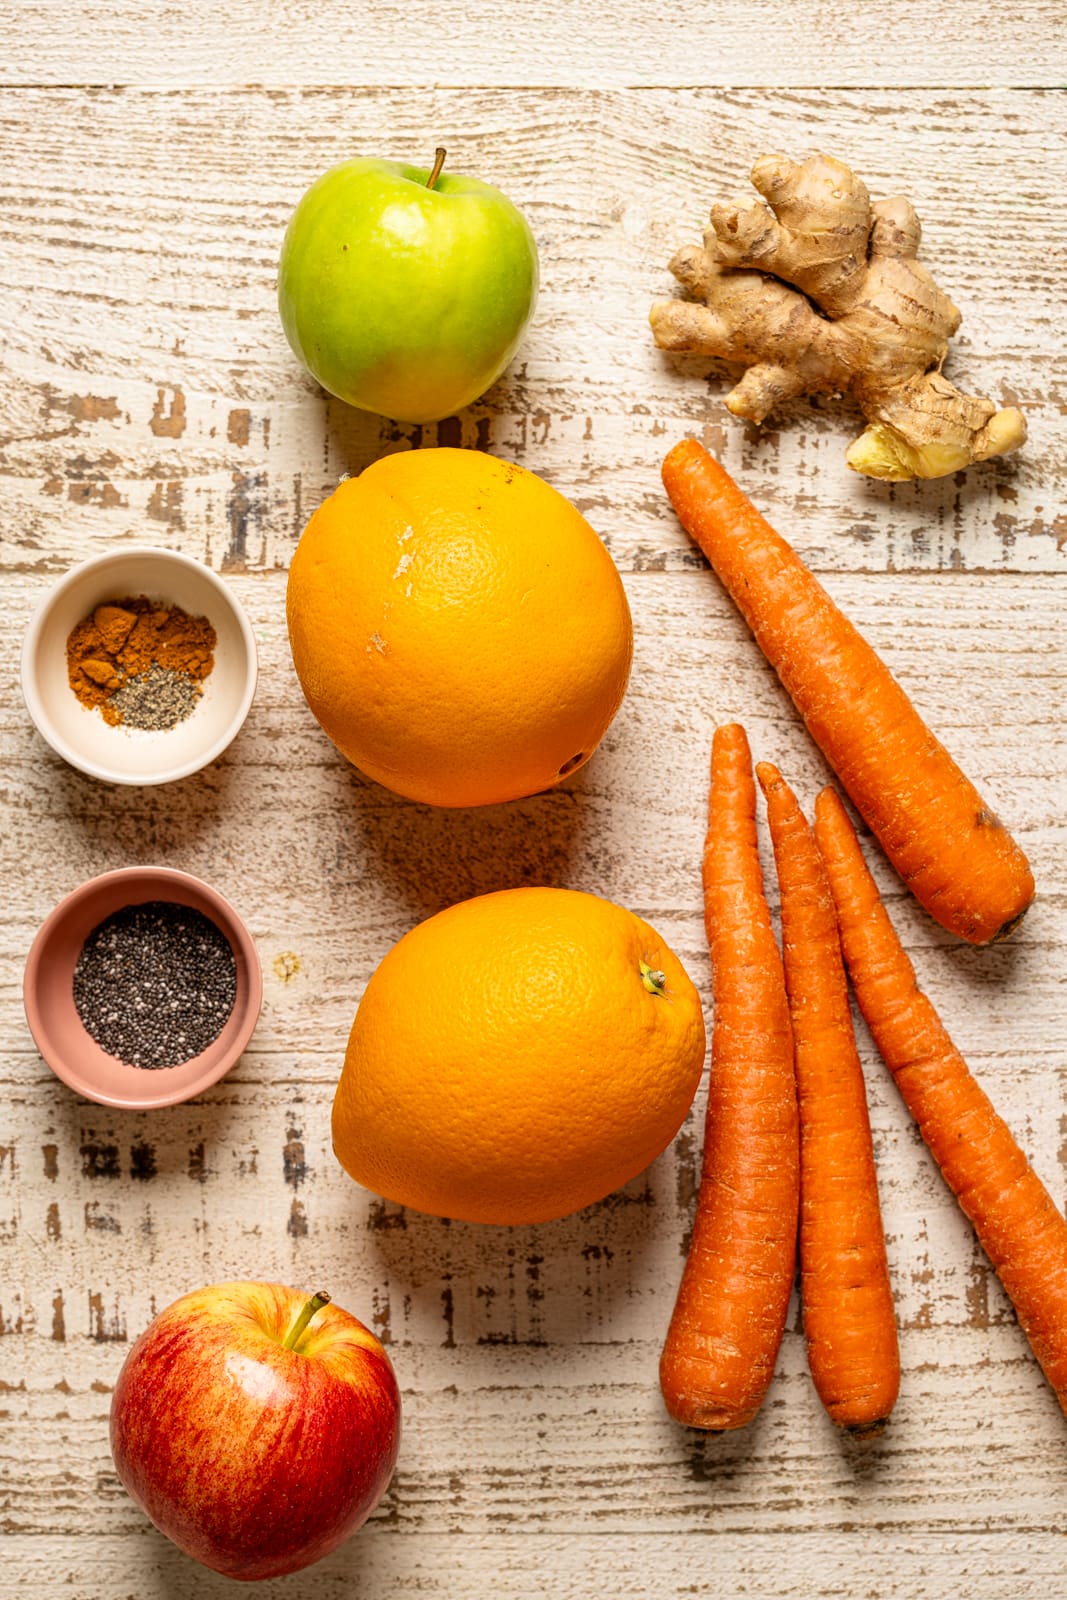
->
650;153;1026;480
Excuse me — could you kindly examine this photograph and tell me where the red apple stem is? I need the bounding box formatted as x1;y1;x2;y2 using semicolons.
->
427;147;447;190
283;1290;331;1351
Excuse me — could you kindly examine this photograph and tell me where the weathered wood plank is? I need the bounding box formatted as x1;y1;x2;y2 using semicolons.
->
2;1529;1066;1600
2;31;1066;1598
6;1319;1067;1537
1;89;1064;575
1;0;1063;89
2;567;1065;1562
6;1067;1067;1366
4;570;1064;918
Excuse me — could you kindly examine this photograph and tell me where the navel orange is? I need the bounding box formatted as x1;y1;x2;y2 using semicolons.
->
286;448;633;808
331;887;707;1224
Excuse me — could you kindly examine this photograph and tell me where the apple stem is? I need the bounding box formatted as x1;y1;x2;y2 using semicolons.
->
427;147;447;190
283;1290;332;1351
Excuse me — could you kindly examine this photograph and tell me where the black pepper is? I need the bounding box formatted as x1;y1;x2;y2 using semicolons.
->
109;665;201;731
73;901;238;1069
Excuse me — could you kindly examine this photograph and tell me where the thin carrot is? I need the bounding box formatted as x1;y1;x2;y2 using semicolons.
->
814;785;1067;1414
756;762;900;1433
660;437;1034;947
659;723;799;1430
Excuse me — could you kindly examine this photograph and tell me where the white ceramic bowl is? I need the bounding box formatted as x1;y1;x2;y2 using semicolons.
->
21;547;258;785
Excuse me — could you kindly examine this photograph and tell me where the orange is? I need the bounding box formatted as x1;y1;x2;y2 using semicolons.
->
286;448;633;808
331;887;707;1224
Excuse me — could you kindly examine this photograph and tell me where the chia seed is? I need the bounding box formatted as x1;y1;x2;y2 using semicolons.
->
109;664;201;731
73;901;238;1069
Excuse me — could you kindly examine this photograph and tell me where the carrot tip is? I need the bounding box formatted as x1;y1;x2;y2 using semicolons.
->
844;1416;890;1440
989;903;1033;944
754;760;782;796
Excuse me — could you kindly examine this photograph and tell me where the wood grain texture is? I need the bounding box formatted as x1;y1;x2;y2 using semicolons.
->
1;89;1065;576
2;18;1067;1599
2;570;1066;1593
1;0;1063;89
4;1531;1067;1600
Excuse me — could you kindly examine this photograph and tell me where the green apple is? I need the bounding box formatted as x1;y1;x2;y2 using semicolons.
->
278;148;539;424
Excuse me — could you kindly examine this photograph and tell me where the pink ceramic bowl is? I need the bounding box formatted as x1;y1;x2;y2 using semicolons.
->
24;866;263;1109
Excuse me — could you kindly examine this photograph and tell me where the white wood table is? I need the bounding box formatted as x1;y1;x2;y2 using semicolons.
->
2;8;1065;1596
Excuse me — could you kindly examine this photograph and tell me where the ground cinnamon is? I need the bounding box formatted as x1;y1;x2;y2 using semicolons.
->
66;597;216;726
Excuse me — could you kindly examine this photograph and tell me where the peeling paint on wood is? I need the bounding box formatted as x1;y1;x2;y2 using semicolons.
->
1;21;1066;1600
1;89;1065;578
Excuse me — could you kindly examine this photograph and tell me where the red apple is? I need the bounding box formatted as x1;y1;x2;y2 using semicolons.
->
110;1281;401;1581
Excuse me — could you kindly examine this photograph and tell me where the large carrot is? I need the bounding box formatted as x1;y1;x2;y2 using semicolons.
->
660;437;1034;946
660;723;799;1430
814;786;1067;1413
756;762;899;1433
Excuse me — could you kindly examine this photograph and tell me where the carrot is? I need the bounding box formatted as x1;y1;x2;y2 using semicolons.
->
814;785;1067;1414
660;437;1034;946
659;723;799;1430
756;762;900;1433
